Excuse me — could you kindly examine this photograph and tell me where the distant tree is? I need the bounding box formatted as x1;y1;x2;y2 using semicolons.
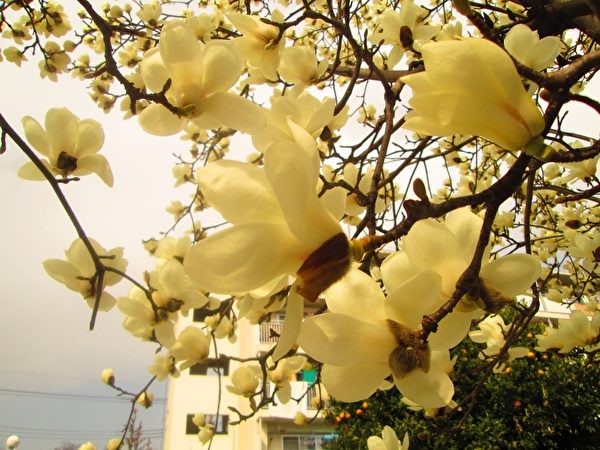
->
325;315;600;449
120;408;153;450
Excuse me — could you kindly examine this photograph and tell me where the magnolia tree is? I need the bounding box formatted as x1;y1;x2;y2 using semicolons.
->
1;0;599;448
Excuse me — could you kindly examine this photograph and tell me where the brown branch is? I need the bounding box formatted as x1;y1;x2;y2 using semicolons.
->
0;112;106;330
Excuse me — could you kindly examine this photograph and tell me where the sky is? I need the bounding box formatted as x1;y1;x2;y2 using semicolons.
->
0;26;192;450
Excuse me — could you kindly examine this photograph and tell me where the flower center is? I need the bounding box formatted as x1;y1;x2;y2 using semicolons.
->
387;319;431;378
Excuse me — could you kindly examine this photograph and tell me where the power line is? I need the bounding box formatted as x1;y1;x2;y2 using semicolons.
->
0;387;166;403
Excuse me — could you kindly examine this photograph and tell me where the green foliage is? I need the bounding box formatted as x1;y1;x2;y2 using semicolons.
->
324;318;600;449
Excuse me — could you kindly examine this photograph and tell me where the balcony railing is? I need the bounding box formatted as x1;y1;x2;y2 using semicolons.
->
259;321;284;343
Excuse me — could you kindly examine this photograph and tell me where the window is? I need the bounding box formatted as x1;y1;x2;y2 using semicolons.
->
189;357;230;376
186;414;229;435
282;435;329;450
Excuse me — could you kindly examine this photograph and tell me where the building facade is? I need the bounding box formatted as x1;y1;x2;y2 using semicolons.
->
163;304;335;450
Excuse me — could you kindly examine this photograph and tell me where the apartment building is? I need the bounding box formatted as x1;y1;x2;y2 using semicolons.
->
163;303;335;450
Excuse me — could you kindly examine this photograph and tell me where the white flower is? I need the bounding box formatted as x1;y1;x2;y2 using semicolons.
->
252;89;341;153
198;424;215;445
299;268;456;408
78;443;96;450
100;368;114;385
226;11;285;81
279;46;328;86
368;0;438;67
148;354;179;381
469;315;529;368
43;238;127;312
17;107;113;186
367;426;409;450
137;391;153;408
536;311;600;353
504;24;561;71
268;355;306;403
151;259;209;315
168;326;211;370
6;435;20;449
183;142;347;300
381;208;542;319
401;38;545;151
139;20;265;136
137;1;161;24
226;365;260;397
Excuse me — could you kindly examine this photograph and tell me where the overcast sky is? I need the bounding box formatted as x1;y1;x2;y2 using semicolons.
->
0;44;192;449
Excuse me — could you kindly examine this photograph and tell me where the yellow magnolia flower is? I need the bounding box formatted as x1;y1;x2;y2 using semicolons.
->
139;20;265;135
183;141;348;299
401;38;545;151
368;0;439;67
227;12;285;81
299;268;456;408
367;426;410;450
504;24;561;71
279;46;329;86
18;107;113;186
43;238;127;311
226;365;260;397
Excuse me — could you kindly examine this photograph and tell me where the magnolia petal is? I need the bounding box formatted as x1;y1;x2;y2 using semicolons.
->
43;259;82;292
139;103;187;136
44;108;78;159
480;253;541;298
320;186;346;222
385;270;443;329
321;362;390;402
66;239;96;278
102;248;127;286
272;291;303;361
421;39;524;110
183;223;304;294
298;313;396;365
249;275;289;298
504;24;538;65
276;382;292;404
158;259;186;294
406;89;539;151
159;21;202;67
200;92;266;132
85;292;116;312
323;268;386;325
403;219;466;296
75;154;114;186
140;48;170;93
196;160;283;224
155;321;176;348
394;365;454;408
366;437;388;450
74;119;105;156
530;37;561;71
304;98;335;138
444;207;484;263
380;251;419;292
382;426;401;450
201;41;242;94
22;115;50;156
264;142;339;247
429;308;483;350
17;160;51;181
258;46;280;81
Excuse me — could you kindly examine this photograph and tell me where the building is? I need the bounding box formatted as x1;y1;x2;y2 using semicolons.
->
162;301;336;450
